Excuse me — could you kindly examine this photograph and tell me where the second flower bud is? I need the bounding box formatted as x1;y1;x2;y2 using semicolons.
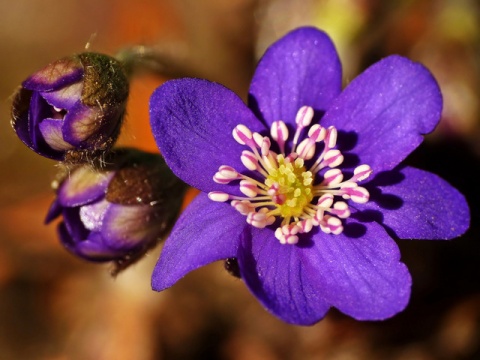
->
45;148;188;274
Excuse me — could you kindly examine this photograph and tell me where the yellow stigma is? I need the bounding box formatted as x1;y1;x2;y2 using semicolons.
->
265;155;313;218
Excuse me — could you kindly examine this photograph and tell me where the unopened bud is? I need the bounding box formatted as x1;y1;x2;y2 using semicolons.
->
45;148;187;274
11;52;129;163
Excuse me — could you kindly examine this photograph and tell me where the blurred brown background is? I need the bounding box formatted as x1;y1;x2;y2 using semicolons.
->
1;0;479;359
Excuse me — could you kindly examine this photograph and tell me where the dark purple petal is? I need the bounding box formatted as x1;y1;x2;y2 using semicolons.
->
152;193;244;291
322;55;442;173
29;92;52;149
38;118;75;151
11;90;64;160
58;167;111;207
45;199;63;224
11;88;35;149
303;221;411;320
237;227;330;325
61;207;89;243
356;166;470;240
59;225;119;261
61;102;123;152
58;222;81;253
23;57;83;92
59;211;124;262
150;78;265;194
249;27;342;127
40;81;83;110
15;124;63;159
75;233;121;260
101;203;156;250
12;109;32;149
61;103;101;146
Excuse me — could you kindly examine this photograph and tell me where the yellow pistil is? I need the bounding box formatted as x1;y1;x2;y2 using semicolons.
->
265;155;313;218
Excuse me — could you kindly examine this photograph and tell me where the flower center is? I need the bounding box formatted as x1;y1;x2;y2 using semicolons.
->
208;106;372;245
265;156;313;218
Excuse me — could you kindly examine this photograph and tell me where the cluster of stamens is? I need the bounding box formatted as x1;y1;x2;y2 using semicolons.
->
208;106;372;245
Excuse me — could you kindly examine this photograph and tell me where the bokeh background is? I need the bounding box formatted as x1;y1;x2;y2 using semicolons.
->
1;0;479;359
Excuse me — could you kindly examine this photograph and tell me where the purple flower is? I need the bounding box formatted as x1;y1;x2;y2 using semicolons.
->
11;53;129;162
45;148;187;273
149;27;470;325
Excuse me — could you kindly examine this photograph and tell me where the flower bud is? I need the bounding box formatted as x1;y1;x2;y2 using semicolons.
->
11;52;129;162
45;148;187;274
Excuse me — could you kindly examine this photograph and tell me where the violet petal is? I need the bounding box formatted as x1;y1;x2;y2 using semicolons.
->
44;199;63;224
75;232;121;261
152;193;244;291
61;102;102;146
12;110;33;149
304;221;411;320
58;167;111;207
28;91;52;149
38;118;75;151
59;215;125;262
150;78;265;194
322;55;442;173
11;89;35;149
101;203;155;250
61;207;89;243
249;27;342;128
357;166;470;240
40;81;83;110
237;227;330;325
14;90;63;160
58;222;80;254
23;58;83;92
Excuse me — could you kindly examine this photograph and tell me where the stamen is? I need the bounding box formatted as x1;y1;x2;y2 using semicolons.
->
320;216;343;235
208;191;230;202
325;127;338;148
292;106;315;149
241;150;260;171
322;149;344;168
233;124;253;146
275;223;300;244
213;165;240;184
261;137;271;156
271;121;289;154
295;106;314;127
330;201;350;218
253;132;264;148
211;106;372;245
296;138;316;160
240;180;259;198
340;183;370;204
262;151;278;172
307;124;326;142
317;193;334;208
321;169;343;186
231;200;255;215
247;208;275;228
352;164;373;182
298;218;313;233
